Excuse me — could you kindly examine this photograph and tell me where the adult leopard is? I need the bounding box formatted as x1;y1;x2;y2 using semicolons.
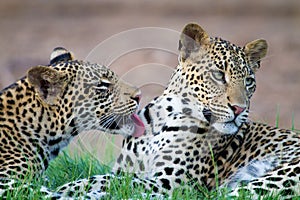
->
0;47;145;196
51;23;299;199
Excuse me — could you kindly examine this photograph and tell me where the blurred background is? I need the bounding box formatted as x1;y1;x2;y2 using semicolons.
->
0;0;299;161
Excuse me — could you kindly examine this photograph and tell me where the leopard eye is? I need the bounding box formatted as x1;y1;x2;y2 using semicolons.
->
211;70;226;83
94;79;111;93
245;77;255;88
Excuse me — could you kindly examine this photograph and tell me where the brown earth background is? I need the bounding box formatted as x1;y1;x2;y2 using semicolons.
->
0;0;300;162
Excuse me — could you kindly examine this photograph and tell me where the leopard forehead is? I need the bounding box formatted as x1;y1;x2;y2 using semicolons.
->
53;60;119;83
173;36;256;103
50;60;137;117
185;37;253;80
50;60;121;111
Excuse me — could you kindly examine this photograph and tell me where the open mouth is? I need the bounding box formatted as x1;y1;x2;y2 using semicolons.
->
99;113;145;137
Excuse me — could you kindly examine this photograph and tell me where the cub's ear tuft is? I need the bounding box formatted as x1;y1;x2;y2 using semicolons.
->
244;39;268;72
50;47;74;65
179;23;210;60
27;66;68;105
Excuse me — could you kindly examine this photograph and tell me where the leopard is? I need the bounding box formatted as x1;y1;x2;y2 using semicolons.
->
0;47;145;197
48;23;300;200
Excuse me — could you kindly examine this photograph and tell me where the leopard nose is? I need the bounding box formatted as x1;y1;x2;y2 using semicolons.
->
230;105;246;116
131;95;141;103
131;89;141;103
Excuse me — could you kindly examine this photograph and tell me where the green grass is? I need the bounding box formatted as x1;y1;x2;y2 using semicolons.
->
0;150;290;200
45;151;111;188
0;150;227;199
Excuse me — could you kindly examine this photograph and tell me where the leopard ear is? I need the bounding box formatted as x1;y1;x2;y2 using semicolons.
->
27;66;68;105
50;47;74;65
244;39;268;72
179;23;210;60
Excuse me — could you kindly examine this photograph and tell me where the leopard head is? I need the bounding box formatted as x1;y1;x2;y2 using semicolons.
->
27;47;145;138
166;23;267;134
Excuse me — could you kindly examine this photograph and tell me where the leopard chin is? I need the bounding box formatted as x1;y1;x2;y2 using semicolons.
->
213;121;240;135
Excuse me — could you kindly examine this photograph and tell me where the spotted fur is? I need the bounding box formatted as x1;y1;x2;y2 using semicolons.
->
47;23;299;199
0;47;143;196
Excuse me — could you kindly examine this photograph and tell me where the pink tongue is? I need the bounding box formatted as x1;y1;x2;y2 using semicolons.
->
131;114;145;137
